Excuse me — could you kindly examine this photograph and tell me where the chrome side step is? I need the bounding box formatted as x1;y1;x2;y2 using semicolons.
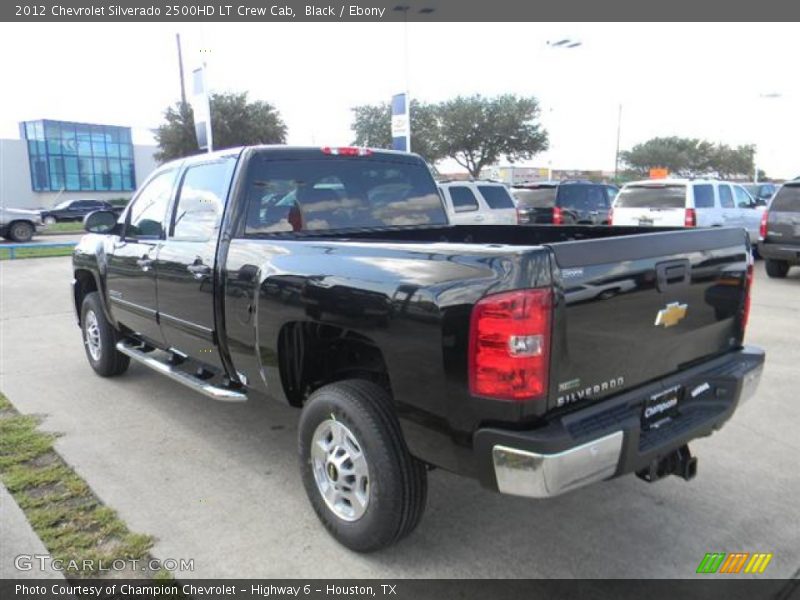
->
116;341;247;402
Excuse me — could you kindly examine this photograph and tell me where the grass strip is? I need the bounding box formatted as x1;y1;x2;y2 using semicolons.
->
0;392;170;579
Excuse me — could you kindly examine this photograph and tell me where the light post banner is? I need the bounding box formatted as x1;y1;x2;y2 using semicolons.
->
191;66;213;152
391;93;409;153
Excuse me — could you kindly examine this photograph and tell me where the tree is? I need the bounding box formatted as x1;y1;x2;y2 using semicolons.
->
620;136;755;178
350;100;444;165
154;91;287;162
437;94;548;178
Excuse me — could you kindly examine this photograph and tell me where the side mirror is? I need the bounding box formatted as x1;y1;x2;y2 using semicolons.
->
84;210;118;234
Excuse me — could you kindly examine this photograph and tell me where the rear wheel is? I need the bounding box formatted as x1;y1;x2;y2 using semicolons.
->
298;380;427;552
765;258;789;278
81;292;130;376
8;221;34;242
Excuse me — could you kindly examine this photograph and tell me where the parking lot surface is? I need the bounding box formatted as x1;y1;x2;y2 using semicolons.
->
1;257;798;578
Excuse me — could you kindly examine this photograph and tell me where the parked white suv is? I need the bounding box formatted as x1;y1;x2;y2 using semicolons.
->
610;179;761;243
438;181;518;225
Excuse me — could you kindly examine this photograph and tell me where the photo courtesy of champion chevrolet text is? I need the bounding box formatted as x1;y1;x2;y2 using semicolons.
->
0;1;798;599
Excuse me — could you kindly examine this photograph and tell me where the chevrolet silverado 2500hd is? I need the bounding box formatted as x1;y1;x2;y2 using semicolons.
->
73;146;764;551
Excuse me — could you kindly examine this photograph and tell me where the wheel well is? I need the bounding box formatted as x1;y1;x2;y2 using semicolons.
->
73;270;98;325
278;322;390;407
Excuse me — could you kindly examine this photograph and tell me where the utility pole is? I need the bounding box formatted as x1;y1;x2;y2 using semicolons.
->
176;33;187;111
614;103;622;182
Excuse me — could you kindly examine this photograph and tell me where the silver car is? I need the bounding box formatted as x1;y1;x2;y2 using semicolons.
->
0;207;45;242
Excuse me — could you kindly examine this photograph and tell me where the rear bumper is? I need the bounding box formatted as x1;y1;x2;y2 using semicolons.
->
473;346;765;498
758;241;800;263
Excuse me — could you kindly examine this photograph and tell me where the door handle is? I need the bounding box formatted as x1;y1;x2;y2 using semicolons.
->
474;215;485;221
136;257;152;271
187;263;211;279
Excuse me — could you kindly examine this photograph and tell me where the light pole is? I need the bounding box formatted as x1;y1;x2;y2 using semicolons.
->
392;4;435;153
541;38;582;180
614;103;623;182
754;92;782;183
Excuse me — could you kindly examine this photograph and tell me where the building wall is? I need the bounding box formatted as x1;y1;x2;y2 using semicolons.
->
0;138;159;210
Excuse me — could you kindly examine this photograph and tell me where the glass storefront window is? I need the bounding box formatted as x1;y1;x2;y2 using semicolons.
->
22;120;137;191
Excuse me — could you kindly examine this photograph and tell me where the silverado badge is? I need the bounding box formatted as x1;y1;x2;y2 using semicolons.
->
655;302;688;328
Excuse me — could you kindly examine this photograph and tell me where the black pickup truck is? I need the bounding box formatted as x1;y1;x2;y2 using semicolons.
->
73;146;764;551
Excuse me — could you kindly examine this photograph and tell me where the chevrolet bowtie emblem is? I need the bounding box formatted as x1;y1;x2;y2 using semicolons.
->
655;302;688;328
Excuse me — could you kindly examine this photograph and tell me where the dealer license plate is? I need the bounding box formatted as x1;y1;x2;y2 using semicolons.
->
642;385;682;430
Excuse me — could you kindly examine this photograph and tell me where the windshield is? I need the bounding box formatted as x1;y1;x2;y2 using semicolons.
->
244;157;447;234
512;187;557;208
54;200;73;209
615;185;686;208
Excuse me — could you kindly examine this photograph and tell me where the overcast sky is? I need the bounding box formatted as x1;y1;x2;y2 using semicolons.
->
0;22;797;178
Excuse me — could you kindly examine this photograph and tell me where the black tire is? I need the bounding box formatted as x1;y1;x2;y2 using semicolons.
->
8;221;34;242
298;380;427;552
765;258;789;279
80;292;130;377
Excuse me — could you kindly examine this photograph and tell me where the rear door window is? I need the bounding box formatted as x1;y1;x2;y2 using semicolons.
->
244;157;446;234
615;185;686;208
448;186;480;212
718;185;734;209
770;185;800;212
477;185;515;210
693;184;715;209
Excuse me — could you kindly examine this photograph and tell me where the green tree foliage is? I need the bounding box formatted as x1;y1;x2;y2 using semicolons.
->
350;94;548;176
437;94;548;178
154;92;287;162
620;136;755;179
350;100;444;165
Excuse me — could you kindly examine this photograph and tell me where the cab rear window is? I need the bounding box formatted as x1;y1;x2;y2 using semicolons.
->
243;158;447;234
477;185;515;209
615;185;686;208
770;185;800;212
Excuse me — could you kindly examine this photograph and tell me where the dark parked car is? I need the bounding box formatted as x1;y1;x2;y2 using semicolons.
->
743;183;777;206
41;199;116;224
72;146;763;551
759;180;800;278
511;180;618;225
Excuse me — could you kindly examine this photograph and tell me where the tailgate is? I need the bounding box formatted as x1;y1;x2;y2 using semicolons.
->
612;206;685;227
546;227;749;412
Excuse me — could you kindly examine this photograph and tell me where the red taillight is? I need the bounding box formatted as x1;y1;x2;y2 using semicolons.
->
684;208;696;227
552;206;564;225
742;263;754;332
468;289;552;401
759;210;769;239
321;146;373;157
607;207;614;225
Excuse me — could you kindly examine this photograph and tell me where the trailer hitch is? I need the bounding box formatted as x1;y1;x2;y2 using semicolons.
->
636;445;697;483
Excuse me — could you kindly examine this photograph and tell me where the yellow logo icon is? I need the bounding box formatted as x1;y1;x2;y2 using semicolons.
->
654;302;688;328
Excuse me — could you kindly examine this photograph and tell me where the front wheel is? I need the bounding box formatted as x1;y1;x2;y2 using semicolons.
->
298;380;427;552
765;258;789;279
81;292;130;377
43;215;57;226
8;221;34;242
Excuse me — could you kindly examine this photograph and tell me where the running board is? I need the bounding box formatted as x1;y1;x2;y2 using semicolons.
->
116;341;247;402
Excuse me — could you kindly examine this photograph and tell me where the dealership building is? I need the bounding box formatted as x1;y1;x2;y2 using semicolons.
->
0;119;158;210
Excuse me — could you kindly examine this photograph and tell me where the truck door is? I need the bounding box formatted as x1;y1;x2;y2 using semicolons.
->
155;157;237;369
106;168;178;347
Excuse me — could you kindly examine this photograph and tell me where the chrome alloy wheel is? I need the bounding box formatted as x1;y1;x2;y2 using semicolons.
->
310;419;370;522
84;310;102;361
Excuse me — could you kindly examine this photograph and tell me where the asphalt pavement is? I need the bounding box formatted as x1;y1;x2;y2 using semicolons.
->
0;257;798;579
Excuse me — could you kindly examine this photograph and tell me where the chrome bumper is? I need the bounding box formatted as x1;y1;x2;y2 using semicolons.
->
737;363;763;408
493;431;623;499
